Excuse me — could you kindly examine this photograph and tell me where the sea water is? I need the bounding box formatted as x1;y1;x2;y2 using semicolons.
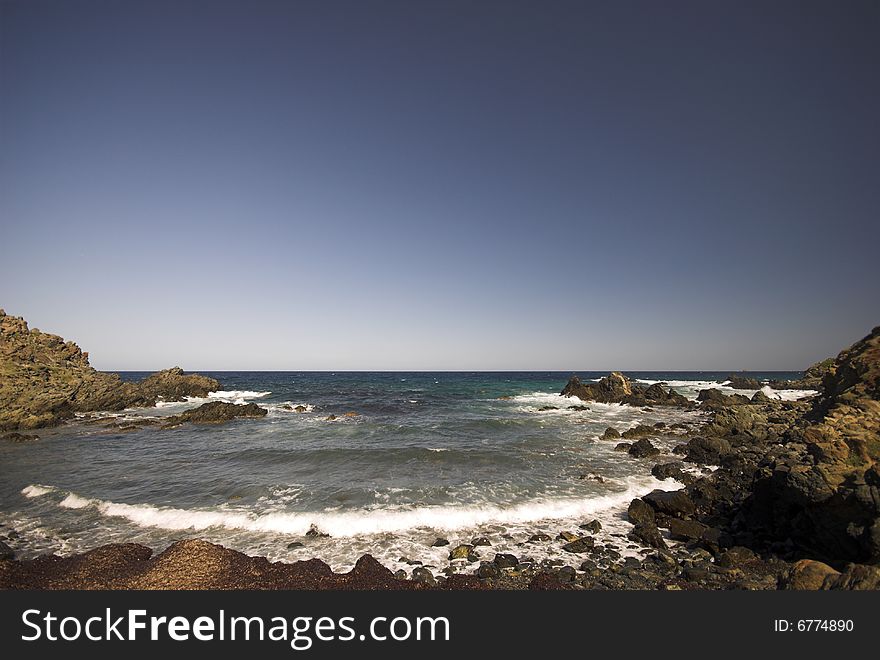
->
0;371;812;572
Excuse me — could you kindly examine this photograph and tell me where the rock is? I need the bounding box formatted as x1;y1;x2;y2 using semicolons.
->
823;563;880;590
751;390;772;403
2;432;38;442
557;531;580;542
643;490;696;518
683;436;731;464
562;372;688;407
305;526;329;538
471;537;491;546
477;562;501;579
562;537;594;553
294;405;308;413
614;442;632;452
666;518;709;542
493;553;518;569
411;567;436;586
431;537;450;547
651;462;689;483
163;401;267;426
394;569;407;580
0;310;221;431
716;546;757;567
628;438;660;458
785;559;840;590
579;519;602;533
627;498;656;525
325;415;337;421
556;566;577;582
600;427;620;439
343;411;358;417
622;424;656;439
528;533;551;542
727;375;761;390
0;541;13;560
286;542;304;549
628;523;667;549
448;544;473;560
137;367;220;403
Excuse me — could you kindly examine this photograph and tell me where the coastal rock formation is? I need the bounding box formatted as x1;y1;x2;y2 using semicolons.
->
769;357;836;391
561;372;689;407
0;310;220;431
631;325;880;570
163;401;268;426
726;375;761;390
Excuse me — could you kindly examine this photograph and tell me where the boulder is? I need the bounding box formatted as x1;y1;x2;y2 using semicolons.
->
683;436;732;464
785;559;840;590
628;438;660;458
666;518;709;542
627;498;656;525
448;544;474;561
628;523;667;549
600;427;620;440
643;490;696;518
493;553;518;569
562;537;594;553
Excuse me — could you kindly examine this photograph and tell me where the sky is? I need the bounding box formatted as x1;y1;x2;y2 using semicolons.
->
1;0;878;371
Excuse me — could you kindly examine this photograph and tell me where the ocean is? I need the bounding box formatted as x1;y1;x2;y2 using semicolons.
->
0;371;811;573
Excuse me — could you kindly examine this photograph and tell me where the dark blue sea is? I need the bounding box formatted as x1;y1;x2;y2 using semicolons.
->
0;371;807;571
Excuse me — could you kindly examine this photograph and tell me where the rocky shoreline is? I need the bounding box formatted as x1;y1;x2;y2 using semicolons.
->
1;310;878;590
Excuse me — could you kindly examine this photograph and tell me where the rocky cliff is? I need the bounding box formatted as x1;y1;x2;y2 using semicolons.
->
0;309;220;431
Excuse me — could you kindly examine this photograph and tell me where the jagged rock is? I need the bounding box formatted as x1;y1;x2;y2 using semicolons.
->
561;372;688;407
628;523;667;549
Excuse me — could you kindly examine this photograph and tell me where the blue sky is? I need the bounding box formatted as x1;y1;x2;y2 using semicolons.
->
1;0;878;370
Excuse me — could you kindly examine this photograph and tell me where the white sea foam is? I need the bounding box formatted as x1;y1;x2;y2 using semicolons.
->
154;390;271;408
31;476;667;538
59;494;92;509
21;484;55;498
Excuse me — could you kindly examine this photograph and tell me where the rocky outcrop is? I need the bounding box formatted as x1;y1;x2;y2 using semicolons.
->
0;310;220;431
561;372;689;407
163;401;268;426
630;326;880;571
769;357;835;391
726;375;761;390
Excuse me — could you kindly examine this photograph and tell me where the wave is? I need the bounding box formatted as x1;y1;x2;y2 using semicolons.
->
154;390;272;408
20;477;668;538
21;484;56;498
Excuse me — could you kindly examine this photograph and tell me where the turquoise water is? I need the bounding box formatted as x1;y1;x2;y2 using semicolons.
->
0;371;804;571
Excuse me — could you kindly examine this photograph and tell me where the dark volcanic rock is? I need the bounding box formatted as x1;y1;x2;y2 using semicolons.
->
628;523;667;549
629;438;661;458
643;490;696;518
163;401;267;426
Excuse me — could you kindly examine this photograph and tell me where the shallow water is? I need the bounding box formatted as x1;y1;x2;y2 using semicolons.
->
0;371;810;572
